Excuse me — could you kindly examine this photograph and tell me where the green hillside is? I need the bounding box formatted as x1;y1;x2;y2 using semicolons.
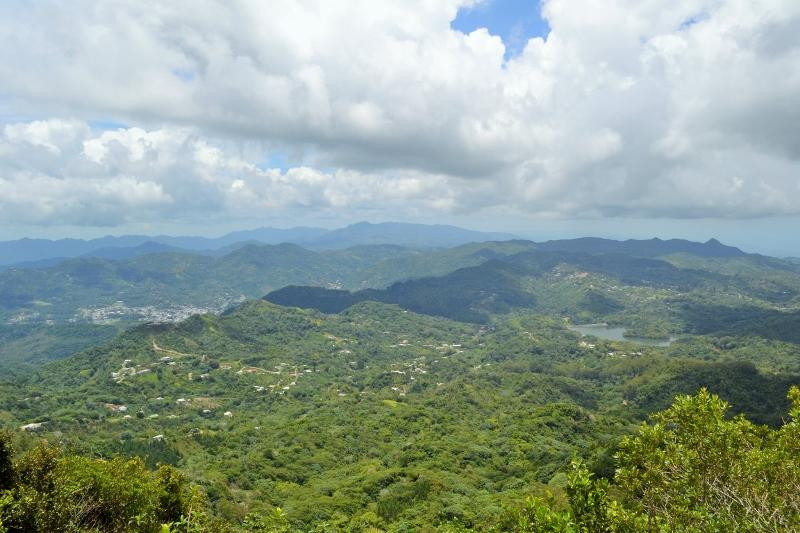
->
2;298;798;530
267;249;800;339
0;241;540;369
1;237;799;530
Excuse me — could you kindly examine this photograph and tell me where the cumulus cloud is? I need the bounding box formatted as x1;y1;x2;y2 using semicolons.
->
0;0;798;227
0;119;456;226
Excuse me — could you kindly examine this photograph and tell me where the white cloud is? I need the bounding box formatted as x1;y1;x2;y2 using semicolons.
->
0;0;798;228
4;119;88;155
0;119;456;226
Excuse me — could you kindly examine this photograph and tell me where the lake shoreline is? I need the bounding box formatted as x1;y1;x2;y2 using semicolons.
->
568;323;677;347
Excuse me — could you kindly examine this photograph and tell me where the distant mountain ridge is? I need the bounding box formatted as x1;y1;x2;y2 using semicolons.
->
304;222;515;249
0;227;327;266
0;223;751;269
0;222;515;266
533;237;747;258
77;241;183;261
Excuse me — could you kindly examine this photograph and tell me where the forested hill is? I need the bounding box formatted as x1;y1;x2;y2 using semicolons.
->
1;234;799;529
2;235;797;371
0;243;405;321
0;241;541;325
266;248;800;339
0;240;532;368
0;236;763;324
2;298;799;529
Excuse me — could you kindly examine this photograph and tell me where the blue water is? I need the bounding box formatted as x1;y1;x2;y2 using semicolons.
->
569;324;675;347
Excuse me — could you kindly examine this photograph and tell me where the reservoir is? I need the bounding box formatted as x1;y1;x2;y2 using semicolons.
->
568;323;676;347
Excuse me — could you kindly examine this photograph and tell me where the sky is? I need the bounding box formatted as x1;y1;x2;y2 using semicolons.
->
0;0;799;256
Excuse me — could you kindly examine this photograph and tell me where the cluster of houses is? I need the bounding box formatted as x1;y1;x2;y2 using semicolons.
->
111;359;153;383
76;300;230;324
19;328;487;440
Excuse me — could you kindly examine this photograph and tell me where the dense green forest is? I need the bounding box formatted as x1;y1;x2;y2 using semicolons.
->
1;236;799;531
7;387;795;532
2;298;799;530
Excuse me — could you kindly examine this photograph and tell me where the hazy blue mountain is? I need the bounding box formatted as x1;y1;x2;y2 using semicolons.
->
533;237;747;258
0;236;145;266
211;226;328;247
0;228;328;265
0;256;68;272
300;221;517;249
77;241;184;260
145;226;331;251
0;222;513;266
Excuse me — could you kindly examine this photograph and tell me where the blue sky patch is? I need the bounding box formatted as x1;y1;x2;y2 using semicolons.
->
171;68;196;82
259;151;289;172
678;14;705;30
89;119;128;131
451;0;549;60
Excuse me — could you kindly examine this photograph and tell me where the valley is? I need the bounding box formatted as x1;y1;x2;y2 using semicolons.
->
1;231;799;530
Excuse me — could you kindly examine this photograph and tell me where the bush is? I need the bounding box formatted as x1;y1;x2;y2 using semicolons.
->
481;387;800;532
0;442;210;533
0;432;13;491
